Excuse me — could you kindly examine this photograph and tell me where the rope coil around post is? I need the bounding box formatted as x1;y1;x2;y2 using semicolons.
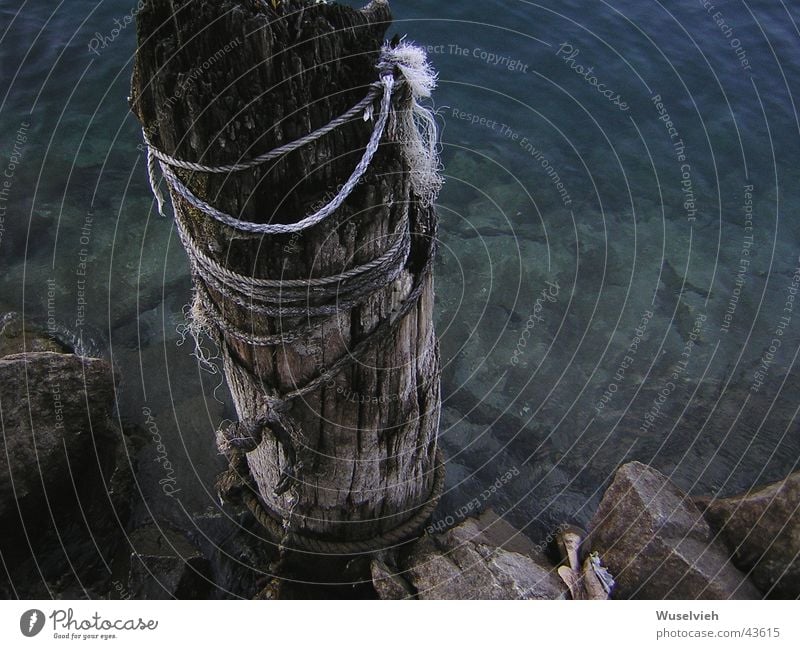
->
218;208;438;415
149;82;383;174
151;73;395;234
210;210;440;531
217;445;446;555
144;43;442;221
144;41;444;552
174;212;412;320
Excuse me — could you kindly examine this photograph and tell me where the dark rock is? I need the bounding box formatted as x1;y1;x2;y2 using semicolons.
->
185;507;276;599
696;472;800;598
0;351;117;520
589;462;761;599
370;559;414;600
127;524;211;599
0;334;131;599
0;311;67;356
400;513;567;600
0;311;107;358
466;508;553;561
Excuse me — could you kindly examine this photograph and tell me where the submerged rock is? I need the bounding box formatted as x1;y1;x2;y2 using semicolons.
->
696;472;800;598
0;324;131;598
0;350;117;520
0;311;67;356
127;524;211;599
392;510;567;600
589;462;760;599
370;559;415;600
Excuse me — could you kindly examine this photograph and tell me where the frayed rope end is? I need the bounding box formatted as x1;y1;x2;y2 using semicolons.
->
381;40;444;208
176;291;221;374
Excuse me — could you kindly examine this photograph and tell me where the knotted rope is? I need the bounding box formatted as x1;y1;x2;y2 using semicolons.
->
143;40;444;552
205;203;438;513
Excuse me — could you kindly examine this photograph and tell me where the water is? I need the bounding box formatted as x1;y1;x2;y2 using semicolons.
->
0;0;798;556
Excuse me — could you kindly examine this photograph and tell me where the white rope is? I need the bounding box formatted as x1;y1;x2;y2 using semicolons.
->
147;144;167;217
150;42;442;361
175;211;410;294
381;42;443;207
152;73;393;233
174;209;411;319
143;41;443;230
149;83;382;174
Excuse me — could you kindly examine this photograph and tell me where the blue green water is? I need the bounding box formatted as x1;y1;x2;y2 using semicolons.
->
1;0;798;543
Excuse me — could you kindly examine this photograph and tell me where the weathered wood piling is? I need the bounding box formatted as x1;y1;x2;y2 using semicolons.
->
130;0;443;556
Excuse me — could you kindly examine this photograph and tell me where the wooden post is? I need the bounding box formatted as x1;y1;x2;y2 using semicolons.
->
130;0;442;553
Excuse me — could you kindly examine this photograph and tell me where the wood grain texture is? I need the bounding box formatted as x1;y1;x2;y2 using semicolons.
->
131;0;440;543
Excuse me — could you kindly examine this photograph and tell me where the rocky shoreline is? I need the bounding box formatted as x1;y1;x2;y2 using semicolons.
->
1;311;797;599
370;462;798;600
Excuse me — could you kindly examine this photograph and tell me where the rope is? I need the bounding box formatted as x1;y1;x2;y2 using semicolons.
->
219;448;446;555
147;142;167;217
180;214;408;291
232;216;436;407
145;40;445;553
150;73;394;232
191;283;325;347
143;42;443;227
149;83;382;174
173;210;410;319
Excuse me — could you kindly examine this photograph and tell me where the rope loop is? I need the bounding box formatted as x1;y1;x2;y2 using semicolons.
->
217;448;446;555
145;40;444;553
143;41;441;231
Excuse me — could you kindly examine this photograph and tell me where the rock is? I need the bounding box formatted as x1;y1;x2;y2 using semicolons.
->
370;559;414;600
0;351;117;520
0;337;131;598
401;513;567;600
0;311;67;356
0;311;107;358
184;507;278;599
127;524;211;599
696;472;800;598
447;510;554;565
589;462;760;599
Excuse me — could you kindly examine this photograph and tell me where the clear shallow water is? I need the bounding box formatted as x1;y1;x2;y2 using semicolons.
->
1;0;798;545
